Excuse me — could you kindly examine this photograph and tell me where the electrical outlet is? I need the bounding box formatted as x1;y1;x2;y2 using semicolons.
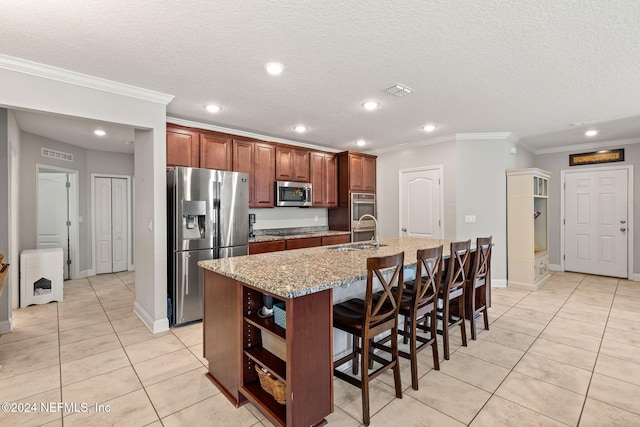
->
465;215;476;223
314;215;318;222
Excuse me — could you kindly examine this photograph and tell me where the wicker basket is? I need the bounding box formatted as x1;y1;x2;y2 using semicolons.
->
255;364;286;404
0;264;9;296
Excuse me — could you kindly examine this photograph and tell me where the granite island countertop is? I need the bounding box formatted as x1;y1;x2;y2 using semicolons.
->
199;237;454;299
249;230;351;243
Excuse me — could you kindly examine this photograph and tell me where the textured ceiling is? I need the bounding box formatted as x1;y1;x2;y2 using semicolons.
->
1;0;639;153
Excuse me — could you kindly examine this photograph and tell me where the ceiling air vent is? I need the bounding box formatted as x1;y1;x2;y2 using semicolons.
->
385;83;414;97
41;148;73;162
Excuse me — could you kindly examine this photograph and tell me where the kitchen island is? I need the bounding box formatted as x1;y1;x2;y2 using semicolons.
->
199;237;453;427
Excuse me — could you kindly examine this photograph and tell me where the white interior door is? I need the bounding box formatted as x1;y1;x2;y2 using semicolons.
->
400;167;442;238
95;177;113;274
565;168;628;277
111;178;128;272
95;177;129;274
38;172;70;279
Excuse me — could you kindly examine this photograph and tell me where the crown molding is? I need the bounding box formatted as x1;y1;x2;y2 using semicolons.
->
167;117;340;152
534;137;640;155
370;132;519;155
370;134;457;154
0;54;174;105
455;132;519;143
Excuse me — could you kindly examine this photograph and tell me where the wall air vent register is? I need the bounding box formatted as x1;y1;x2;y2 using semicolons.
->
41;148;73;162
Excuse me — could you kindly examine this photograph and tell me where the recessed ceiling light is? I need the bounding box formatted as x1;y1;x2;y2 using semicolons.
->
265;62;285;75
356;139;366;147
94;129;106;136
585;130;598;137
294;125;307;133
205;104;221;113
362;101;379;110
422;124;437;132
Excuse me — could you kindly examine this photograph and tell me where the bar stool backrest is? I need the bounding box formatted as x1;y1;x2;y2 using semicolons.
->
365;252;405;328
444;240;471;294
472;236;492;286
413;245;443;310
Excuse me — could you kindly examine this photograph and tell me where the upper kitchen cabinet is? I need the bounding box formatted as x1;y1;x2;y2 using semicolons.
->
166;125;232;170
348;152;376;193
344;152;377;193
233;139;275;208
254;143;276;207
167;126;199;167
275;145;310;182
310;152;337;207
200;133;233;171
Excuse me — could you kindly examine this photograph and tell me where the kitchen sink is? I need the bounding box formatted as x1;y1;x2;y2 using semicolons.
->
328;243;387;251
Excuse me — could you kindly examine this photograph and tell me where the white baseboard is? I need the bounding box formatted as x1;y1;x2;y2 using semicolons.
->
632;274;640;282
491;279;507;288
0;319;13;334
128;264;135;272
134;301;170;334
549;264;562;272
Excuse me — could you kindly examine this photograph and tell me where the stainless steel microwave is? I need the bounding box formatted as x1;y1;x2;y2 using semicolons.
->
275;181;312;207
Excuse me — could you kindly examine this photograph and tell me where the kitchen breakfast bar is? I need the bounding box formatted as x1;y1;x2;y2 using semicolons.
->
198;237;456;427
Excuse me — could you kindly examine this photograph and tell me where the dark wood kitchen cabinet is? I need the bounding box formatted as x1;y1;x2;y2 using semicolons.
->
200;133;233;171
310;152;337;207
204;270;333;427
166;126;200;167
275;146;310;182
348;152;376;193
254;143;276;207
249;240;286;254
166;124;232;170
233;139;275;208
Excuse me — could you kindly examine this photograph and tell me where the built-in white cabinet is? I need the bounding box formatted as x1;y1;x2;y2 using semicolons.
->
507;168;551;290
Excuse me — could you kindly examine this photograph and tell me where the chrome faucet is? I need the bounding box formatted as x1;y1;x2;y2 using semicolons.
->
357;214;380;247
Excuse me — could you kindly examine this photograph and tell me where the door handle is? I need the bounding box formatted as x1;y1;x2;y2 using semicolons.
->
401;228;407;232
621;228;627;232
620;220;626;224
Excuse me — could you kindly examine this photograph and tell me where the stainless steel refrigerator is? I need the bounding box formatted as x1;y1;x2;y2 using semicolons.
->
167;167;249;326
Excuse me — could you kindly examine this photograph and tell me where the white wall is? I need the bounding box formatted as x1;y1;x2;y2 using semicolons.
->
535;143;640;275
0;109;10;332
376;139;458;240
0;62;171;333
18;132;134;276
19;132;89;270
8;111;20;312
456;137;516;286
376;134;516;286
250;207;328;230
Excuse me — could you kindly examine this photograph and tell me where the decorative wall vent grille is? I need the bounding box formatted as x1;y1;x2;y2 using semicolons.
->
41;148;73;162
384;83;414;97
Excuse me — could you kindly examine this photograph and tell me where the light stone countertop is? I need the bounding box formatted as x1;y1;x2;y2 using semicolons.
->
249;230;351;243
199;237;455;299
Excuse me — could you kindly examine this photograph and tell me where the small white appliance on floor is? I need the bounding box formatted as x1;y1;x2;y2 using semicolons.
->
20;248;64;307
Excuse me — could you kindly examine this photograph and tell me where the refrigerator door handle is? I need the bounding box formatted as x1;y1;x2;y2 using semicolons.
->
184;253;191;296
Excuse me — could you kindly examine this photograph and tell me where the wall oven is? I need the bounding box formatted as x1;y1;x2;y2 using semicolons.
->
276;181;312;207
351;193;376;242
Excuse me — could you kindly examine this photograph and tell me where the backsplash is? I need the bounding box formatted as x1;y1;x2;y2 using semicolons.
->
249;207;328;230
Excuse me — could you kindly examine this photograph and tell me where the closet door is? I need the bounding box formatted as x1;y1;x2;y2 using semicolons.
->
111;178;129;272
95;177;113;274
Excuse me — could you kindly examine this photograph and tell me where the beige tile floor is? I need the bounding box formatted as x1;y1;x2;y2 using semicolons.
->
0;271;639;426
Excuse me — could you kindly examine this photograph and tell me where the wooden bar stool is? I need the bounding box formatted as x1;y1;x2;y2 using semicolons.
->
333;252;404;426
466;236;492;340
438;240;471;360
376;245;443;390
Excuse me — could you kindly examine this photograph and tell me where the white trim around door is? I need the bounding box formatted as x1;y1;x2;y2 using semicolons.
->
398;165;444;239
91;173;134;275
36;163;80;280
560;165;634;280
